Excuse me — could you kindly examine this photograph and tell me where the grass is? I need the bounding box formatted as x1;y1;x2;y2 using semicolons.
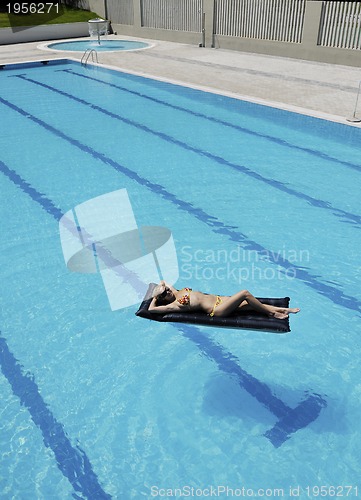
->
0;5;100;29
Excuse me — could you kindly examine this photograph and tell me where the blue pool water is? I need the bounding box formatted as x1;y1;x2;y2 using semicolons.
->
0;59;361;498
47;39;150;52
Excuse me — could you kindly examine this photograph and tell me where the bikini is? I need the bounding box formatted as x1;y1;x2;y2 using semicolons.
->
177;287;192;306
209;296;222;317
177;288;222;316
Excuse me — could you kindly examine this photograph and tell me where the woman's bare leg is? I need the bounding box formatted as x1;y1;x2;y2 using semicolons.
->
214;290;300;319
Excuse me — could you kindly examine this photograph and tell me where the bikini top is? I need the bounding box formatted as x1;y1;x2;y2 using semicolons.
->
177;287;192;306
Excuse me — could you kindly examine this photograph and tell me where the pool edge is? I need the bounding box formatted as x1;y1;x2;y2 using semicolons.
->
1;53;360;129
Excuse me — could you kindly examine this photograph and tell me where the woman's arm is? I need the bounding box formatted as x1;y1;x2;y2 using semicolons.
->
148;296;181;314
162;281;178;295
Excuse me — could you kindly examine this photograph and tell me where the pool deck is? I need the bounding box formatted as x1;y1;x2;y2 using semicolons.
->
1;35;361;126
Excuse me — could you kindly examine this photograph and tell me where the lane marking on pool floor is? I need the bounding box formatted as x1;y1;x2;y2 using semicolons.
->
178;323;327;447
62;67;361;174
0;333;112;499
1;97;360;314
12;72;361;229
1;95;360;314
0;161;327;447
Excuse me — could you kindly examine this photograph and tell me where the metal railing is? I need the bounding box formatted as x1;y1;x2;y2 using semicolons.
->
319;1;361;49
214;0;305;43
108;0;134;27
81;49;99;66
141;0;203;32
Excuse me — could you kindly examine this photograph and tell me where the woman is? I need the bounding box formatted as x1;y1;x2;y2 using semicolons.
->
149;281;300;319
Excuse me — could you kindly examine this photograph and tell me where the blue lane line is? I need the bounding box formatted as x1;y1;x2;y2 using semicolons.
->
1;96;360;314
0;169;112;497
0;158;132;497
0;160;63;221
0;334;111;499
14;74;361;229
63;68;361;175
178;323;327;447
0;160;326;447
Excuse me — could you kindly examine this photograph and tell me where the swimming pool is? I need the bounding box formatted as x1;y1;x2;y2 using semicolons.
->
1;59;360;498
45;39;151;52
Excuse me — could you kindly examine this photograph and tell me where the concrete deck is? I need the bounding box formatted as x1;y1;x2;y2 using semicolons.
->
1;35;360;125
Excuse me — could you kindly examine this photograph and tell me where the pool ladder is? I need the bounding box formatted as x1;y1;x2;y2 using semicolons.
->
81;49;99;66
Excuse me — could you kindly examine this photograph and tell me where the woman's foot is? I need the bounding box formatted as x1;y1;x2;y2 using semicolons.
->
271;307;300;319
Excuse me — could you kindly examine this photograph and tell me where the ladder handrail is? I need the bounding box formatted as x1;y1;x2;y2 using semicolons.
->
81;49;99;66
